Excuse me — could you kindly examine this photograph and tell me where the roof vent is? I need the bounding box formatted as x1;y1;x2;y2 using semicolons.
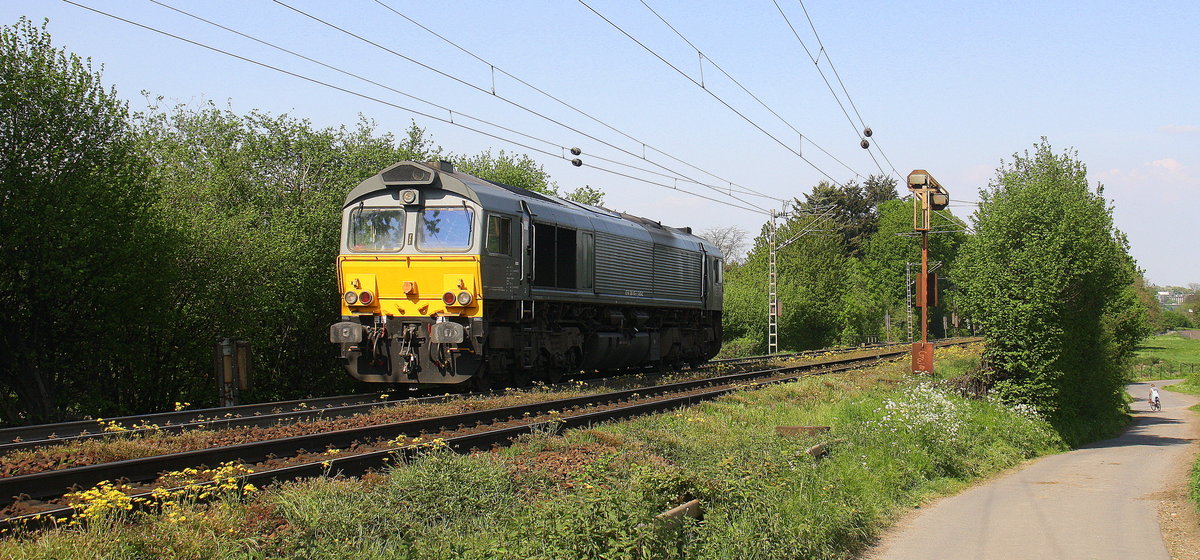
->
434;160;454;173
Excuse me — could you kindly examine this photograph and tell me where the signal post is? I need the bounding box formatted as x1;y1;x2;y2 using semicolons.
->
907;170;948;374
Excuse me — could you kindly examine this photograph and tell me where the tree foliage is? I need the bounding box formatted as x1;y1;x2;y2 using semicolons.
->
136;103;425;407
562;184;605;207
722;213;851;354
857;199;965;340
0;19;600;424
0;18;176;423
451;148;602;205
955;140;1143;442
802;174;898;258
453;149;556;194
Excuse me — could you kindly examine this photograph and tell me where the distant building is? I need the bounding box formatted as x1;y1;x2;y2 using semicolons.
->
1156;291;1189;310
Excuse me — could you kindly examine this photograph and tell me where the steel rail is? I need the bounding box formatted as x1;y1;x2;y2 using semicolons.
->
0;392;405;445
0;392;468;455
0;346;911;506
0;338;981;532
0;341;916;453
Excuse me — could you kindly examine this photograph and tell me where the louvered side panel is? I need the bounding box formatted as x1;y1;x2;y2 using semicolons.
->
653;245;701;300
595;232;654;295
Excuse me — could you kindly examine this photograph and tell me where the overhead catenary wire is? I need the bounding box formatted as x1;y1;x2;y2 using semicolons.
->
770;0;893;180
636;0;864;181
576;0;848;188
370;0;785;205
143;0;732;203
795;0;904;181
270;0;774;213
61;0;772;216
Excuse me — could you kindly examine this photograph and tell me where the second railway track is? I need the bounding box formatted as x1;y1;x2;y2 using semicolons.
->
0;338;979;531
0;343;893;455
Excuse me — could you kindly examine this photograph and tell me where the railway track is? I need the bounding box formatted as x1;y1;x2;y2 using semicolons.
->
0;338;979;532
0;392;468;456
0;342;902;455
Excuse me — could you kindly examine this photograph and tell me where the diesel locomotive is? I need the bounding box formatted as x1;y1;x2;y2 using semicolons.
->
329;160;723;388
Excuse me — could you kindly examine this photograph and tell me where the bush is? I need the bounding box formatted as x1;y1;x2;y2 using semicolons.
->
955;140;1143;443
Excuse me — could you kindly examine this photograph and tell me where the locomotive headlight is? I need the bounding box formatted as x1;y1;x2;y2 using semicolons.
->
358;291;374;305
344;291;358;305
442;291;457;306
400;189;420;205
456;291;473;306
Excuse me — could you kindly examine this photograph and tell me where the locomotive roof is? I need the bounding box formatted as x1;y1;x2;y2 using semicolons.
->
346;161;722;257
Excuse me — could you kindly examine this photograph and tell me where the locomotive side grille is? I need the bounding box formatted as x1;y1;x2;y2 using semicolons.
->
653;245;702;300
594;232;653;295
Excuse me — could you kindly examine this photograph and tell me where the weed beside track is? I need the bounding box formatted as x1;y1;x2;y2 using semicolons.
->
0;344;1069;560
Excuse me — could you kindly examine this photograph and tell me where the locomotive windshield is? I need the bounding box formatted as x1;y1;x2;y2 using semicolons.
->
418;207;474;251
348;208;405;252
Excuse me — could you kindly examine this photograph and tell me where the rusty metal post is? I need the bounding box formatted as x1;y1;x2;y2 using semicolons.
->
921;231;929;345
907;170;949;374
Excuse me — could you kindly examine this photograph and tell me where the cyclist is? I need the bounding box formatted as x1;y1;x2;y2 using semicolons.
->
1149;384;1161;411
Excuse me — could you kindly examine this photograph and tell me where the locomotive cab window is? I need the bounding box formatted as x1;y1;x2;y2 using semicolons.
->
711;257;723;284
348;208;405;252
486;215;512;255
418;207;474;251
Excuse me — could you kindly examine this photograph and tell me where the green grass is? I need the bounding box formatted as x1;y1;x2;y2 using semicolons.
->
1193;455;1200;514
1191;402;1200;515
1132;332;1200;380
1;347;1070;560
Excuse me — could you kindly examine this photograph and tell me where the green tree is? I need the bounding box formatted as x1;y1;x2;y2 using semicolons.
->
1133;275;1167;332
0;18;175;423
856;199;965;341
722;211;850;353
802;174;898;258
563;184;605;206
452;149;604;205
137;103;421;405
956;140;1141;442
453;149;557;194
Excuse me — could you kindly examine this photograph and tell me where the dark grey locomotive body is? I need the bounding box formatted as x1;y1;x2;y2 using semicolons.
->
330;161;723;388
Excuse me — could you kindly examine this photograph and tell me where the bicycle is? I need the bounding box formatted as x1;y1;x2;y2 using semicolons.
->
1150;396;1161;412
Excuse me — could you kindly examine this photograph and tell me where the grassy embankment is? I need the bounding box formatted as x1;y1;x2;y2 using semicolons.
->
1140;332;1200;512
1132;331;1200;381
0;345;1070;559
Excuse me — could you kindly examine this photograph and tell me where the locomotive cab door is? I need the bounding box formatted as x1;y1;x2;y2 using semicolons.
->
482;212;522;301
519;200;534;302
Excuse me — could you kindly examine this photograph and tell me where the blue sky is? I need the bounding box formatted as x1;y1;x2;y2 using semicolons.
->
5;1;1198;285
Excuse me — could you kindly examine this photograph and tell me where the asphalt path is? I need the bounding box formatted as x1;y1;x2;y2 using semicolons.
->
865;380;1198;560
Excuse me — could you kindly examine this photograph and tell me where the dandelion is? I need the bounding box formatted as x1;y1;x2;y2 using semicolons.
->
65;480;135;521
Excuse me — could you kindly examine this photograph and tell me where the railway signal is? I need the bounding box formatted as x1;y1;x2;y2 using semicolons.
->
907;170;949;373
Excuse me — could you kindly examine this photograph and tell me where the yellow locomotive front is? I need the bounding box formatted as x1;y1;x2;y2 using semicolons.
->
329;161;487;384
